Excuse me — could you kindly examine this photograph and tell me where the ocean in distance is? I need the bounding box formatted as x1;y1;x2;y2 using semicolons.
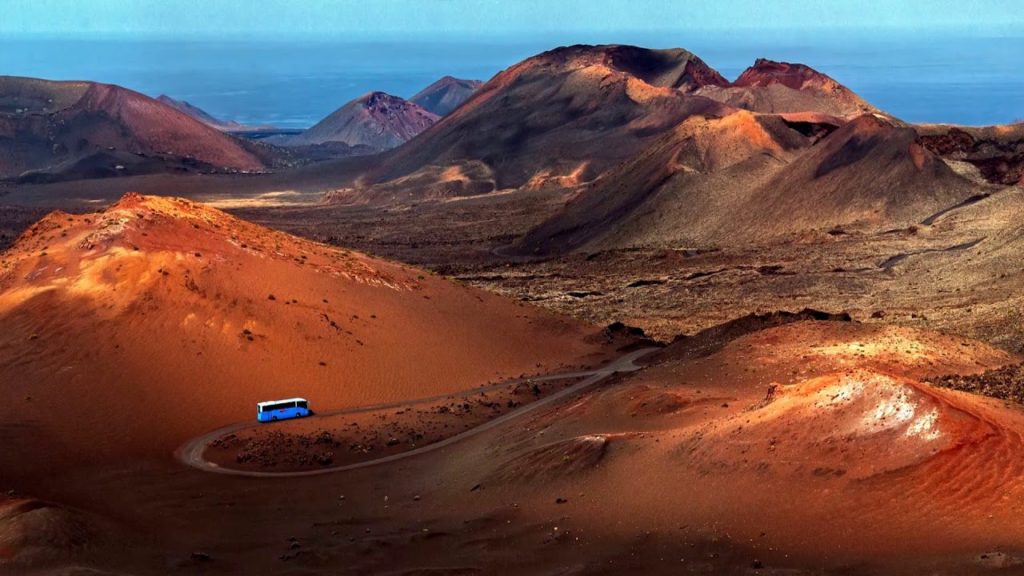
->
0;29;1020;128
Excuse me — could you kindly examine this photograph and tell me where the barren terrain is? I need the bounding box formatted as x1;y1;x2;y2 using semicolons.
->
3;41;1024;575
5;316;1024;575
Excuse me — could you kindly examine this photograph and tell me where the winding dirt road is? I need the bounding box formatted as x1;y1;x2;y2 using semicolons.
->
176;347;658;478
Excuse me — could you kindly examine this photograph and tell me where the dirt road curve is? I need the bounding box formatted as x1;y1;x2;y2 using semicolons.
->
176;348;658;478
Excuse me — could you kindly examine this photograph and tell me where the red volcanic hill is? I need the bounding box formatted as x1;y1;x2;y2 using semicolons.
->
285;91;439;150
0;76;264;181
516;112;980;254
472;319;1023;565
727;114;978;237
354;45;733;198
410;76;483;116
515;109;812;253
734;58;863;92
0;194;609;475
339;46;897;206
696;59;880;118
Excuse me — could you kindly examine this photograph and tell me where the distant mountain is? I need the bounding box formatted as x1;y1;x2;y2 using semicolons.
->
354;45;732;199
696;59;880;118
334;44;971;251
514;109;817;253
720;113;975;238
156;95;275;133
0;76;264;181
515;112;980;254
342;48;901;206
410;76;483;116
284;92;439;150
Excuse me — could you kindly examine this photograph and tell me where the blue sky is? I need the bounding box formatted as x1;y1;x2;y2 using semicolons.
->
3;0;1022;38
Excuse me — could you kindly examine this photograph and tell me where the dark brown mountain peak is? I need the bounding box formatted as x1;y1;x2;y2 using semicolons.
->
522;44;729;92
734;59;847;93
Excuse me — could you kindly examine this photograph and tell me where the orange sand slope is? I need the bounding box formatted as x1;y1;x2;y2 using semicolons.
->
2;317;1022;573
474;320;1024;565
0;193;609;470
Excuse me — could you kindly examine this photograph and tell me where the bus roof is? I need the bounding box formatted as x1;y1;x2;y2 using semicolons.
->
256;397;307;407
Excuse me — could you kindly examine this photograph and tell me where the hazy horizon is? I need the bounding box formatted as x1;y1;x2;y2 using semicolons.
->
2;31;1022;129
3;1;1022;128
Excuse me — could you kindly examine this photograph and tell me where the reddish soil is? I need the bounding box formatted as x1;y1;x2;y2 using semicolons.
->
4;318;1022;575
0;193;613;479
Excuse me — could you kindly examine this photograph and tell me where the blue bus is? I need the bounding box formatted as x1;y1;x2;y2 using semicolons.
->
257;398;311;422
